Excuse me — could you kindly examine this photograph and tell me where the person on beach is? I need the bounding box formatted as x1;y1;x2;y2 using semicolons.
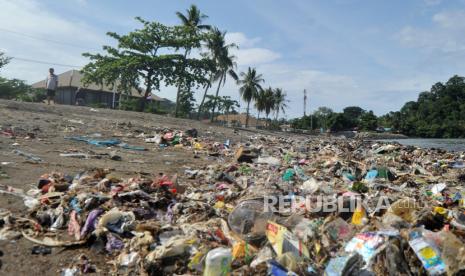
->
45;68;58;105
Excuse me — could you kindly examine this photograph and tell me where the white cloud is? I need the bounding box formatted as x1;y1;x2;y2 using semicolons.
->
432;10;465;29
224;32;281;66
0;0;106;82
234;48;281;66
396;10;465;53
225;32;261;48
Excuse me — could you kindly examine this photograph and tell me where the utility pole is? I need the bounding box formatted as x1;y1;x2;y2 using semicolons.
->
303;89;307;117
310;90;313;130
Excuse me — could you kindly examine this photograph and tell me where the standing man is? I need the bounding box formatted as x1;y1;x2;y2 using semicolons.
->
45;68;58;105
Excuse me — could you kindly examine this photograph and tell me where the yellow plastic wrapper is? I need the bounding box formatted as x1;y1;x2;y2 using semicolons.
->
232;242;246;260
266;221;309;259
433;206;448;216
214;201;225;209
351;206;365;225
194;142;203;150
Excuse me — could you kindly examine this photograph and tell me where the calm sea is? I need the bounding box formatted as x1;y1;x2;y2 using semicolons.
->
378;138;465;152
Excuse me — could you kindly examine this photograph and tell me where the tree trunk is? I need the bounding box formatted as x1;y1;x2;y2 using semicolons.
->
275;109;279;122
175;49;190;117
139;76;152;112
197;75;212;120
245;101;250;128
210;73;224;122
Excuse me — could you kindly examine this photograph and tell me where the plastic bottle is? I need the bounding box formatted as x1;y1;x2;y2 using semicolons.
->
204;247;232;276
408;229;446;275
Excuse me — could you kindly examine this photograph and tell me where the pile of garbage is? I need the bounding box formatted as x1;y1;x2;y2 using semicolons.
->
2;132;465;275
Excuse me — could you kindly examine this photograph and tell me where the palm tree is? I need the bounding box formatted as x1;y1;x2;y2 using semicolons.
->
273;88;289;121
238;67;264;128
175;5;210;117
210;42;238;122
254;89;266;128
263;87;275;127
197;28;238;121
221;96;239;123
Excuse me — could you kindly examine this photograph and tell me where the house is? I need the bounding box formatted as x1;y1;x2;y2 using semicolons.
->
214;113;266;128
32;69;170;108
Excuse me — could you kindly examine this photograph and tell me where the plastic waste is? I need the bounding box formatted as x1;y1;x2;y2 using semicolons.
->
31;245;52;255
292;218;322;243
300;178;320;194
257;156;281;166
228;200;273;241
344;232;388;266
12;149;42;163
250;246;273;268
204;247;232;276
324;254;364;276
282;169;295;181
431;183;447;194
293;165;309;181
408;228;446;275
266;221;309;258
388;198;417;223
324;217;354;242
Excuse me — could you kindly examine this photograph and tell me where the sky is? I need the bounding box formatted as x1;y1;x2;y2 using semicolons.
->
2;0;465;119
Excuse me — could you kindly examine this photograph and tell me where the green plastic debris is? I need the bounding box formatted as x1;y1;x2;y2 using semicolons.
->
282;168;295;181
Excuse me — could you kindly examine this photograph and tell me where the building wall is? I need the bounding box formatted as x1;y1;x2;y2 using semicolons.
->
54;88;120;107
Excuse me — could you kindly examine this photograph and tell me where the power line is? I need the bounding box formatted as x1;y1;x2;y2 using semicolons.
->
11;56;83;68
0;27;101;52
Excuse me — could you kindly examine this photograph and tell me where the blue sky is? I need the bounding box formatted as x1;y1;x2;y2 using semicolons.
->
2;0;465;118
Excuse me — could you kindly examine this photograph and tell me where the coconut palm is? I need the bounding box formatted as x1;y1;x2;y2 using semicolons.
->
210;43;238;122
273;88;289;121
176;5;211;31
175;5;210;117
238;67;264;128
254;89;266;127
197;28;238;121
221;96;239;122
197;28;223;119
263;87;275;127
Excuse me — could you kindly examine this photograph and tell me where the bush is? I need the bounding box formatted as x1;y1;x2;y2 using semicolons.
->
0;77;46;102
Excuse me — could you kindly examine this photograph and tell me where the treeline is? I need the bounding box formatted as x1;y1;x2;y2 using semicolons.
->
290;106;378;132
382;75;465;138
292;75;465;138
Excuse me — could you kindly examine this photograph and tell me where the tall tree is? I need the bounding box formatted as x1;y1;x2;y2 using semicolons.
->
238;67;264;128
263;87;275;127
254;89;266;126
175;4;211;117
0;52;10;71
81;17;213;112
273;88;288;121
197;28;226;119
210;37;238;122
221;96;239;122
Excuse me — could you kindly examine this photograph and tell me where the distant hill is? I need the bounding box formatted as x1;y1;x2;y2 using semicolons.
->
383;75;465;138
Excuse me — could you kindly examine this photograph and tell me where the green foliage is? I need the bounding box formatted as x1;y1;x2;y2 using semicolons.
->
239;67;264;127
383;75;465;138
81;17;214;112
175;4;211;117
177;89;196;118
328;113;351;131
358;110;378;131
273;88;288;120
0;52;11;71
291;106;379;132
0;77;46;102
